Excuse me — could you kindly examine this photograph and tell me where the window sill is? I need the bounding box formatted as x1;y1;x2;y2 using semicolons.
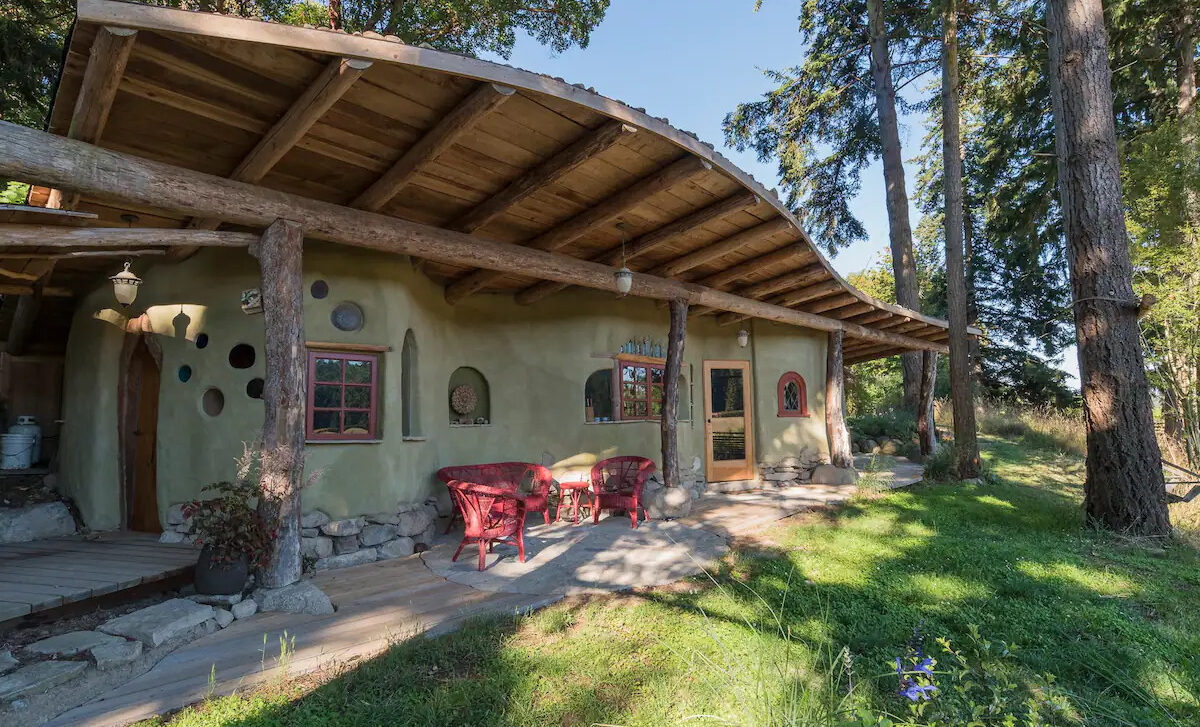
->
401;435;428;442
584;419;692;425
777;413;811;418
306;439;383;445
450;423;491;428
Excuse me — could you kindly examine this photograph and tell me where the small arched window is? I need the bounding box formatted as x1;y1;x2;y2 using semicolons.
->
777;372;808;417
401;329;420;436
585;369;614;421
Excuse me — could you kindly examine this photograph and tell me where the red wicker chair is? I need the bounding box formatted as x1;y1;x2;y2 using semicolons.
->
446;481;526;571
590;456;655;528
436;462;553;533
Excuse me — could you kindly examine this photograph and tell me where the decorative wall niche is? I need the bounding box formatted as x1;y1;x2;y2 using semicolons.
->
228;343;255;369
178;365;192;383
202;387;225;417
310;279;329;299
195;333;209;349
246;377;264;399
401;329;420;436
449;366;490;426
584;369;614;421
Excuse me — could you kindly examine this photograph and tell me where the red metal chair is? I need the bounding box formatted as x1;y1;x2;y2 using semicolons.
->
436;462;554;533
590;456;655;528
446;481;526;571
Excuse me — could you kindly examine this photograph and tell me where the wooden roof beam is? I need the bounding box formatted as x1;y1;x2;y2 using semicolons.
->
352;82;515;213
683;264;827;319
0;226;258;248
802;294;859;315
714;279;845;326
515;190;759;304
450;120;636;234
46;26;138;211
693;244;812;290
188;56;373;231
445;155;712;304
0;122;949;354
823;301;875;319
846;309;895;326
649;217;794;278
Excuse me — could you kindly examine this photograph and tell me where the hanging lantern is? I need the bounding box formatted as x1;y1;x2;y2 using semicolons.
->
737;328;750;348
614;266;633;295
110;261;143;307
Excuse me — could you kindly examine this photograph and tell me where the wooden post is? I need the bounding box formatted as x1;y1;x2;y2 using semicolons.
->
826;330;853;468
252;219;306;589
661;299;688;488
918;350;938;457
5;262;54;355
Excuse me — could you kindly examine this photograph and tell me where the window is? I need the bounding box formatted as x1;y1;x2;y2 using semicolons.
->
307;350;379;440
620;360;665;420
401;329;420;436
777;372;809;417
585;369;615;421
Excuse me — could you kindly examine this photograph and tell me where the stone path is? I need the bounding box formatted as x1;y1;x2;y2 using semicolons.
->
42;460;923;727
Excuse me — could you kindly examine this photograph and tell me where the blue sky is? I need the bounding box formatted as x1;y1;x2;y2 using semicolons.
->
487;0;1082;385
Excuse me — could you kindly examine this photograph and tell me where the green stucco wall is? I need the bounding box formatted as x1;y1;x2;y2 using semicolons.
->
58;243;831;530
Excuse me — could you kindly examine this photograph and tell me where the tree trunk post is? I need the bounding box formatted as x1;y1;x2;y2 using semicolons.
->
867;0;923;416
1047;0;1170;536
661;298;688;488
942;0;981;478
918;350;938;457
253;219;306;588
826;330;853;469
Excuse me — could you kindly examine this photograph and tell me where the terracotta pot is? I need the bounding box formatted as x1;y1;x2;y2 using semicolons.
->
195;545;249;595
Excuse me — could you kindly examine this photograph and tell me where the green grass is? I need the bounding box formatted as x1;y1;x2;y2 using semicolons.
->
146;437;1200;727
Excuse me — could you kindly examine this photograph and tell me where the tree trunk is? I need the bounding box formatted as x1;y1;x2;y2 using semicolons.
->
826;330;853;468
1047;0;1170;536
867;0;923;415
661;299;687;487
329;0;343;30
942;1;981;478
253;219;307;588
919;350;938;457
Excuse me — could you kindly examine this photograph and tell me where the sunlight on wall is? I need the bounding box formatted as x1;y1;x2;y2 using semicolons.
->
92;304;209;341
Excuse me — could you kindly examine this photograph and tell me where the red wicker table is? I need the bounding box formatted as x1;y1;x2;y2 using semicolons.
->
556;480;592;524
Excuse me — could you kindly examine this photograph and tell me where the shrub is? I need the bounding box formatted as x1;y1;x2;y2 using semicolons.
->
922;445;958;483
849;410;918;442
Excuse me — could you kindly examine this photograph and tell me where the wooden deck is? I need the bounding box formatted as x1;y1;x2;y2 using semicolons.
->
0;532;197;623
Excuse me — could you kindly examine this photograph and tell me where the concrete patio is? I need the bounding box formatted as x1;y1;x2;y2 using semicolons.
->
43;459;922;727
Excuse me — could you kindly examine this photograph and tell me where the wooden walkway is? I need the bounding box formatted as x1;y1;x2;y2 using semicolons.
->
0;532;197;623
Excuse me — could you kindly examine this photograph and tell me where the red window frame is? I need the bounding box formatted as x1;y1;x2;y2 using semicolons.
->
307;350;380;440
777;371;809;417
618;359;665;421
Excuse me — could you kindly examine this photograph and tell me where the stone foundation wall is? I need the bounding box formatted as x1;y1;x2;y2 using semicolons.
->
758;446;827;487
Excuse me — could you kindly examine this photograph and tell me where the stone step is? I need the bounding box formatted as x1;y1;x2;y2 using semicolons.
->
0;660;88;702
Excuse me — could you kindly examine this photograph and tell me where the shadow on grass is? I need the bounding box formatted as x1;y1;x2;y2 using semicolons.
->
154;438;1200;727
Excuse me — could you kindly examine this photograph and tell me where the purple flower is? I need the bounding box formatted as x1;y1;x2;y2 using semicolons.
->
901;682;939;702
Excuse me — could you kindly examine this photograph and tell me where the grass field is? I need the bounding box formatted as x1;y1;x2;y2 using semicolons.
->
146;436;1200;727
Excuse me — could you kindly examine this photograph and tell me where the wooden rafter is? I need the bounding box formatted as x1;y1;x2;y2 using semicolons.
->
686;264;827;318
714;279;845;327
47;26;138;211
693;244;812;290
188;56;373;231
650;217;793;278
0;122;947;354
0;250;167;260
802;294;858;315
451;120;635;234
444;155;712;304
846;309;895;326
823;301;875;318
515;190;759;305
0;226;258;248
352;82;515;213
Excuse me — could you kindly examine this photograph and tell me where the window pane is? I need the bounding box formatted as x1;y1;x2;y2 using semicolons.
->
315;358;342;382
650;386;663;403
312;410;339;434
784;381;800;411
634;366;647;382
634;402;649;417
314;384;342;408
344;385;371;409
651;399;663;416
622;401;639;418
650;367;663;384
343;411;370;434
622;366;636;383
344;358;372;384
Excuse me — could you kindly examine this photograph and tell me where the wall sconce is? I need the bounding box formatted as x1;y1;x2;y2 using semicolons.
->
110;261;143;308
737;328;750;348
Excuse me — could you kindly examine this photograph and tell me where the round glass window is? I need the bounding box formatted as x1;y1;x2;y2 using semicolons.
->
331;302;365;332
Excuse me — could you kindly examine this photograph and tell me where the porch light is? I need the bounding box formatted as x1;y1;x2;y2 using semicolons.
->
614;266;634;295
737;328;750;348
110;261;143;307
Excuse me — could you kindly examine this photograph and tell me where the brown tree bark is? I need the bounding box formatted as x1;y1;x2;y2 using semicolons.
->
918;350;938;457
253;219;307;588
1047;0;1170;536
329;0;343;30
661;299;687;487
942;0;981;478
826;330;853;468
867;0;923;415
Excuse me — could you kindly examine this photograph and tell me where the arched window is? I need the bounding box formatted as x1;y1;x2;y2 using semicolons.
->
449;366;490;425
777;372;809;417
678;374;691;421
401;329;420;436
585;369;614;421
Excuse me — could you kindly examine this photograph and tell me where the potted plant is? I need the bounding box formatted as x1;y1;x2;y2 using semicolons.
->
183;476;274;595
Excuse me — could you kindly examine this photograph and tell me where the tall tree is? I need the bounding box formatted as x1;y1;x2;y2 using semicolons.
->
726;0;936;416
1047;0;1170;535
940;0;980;477
0;0;73;128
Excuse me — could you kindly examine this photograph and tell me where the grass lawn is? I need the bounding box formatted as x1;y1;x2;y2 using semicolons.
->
147;437;1200;726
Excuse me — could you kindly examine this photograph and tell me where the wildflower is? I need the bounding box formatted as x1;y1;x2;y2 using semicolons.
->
900;681;938;702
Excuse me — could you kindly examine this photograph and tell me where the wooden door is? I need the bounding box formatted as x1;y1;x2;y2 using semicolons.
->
124;339;161;533
703;360;755;482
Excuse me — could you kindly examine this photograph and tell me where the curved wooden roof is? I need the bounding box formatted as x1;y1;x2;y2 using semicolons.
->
28;0;953;361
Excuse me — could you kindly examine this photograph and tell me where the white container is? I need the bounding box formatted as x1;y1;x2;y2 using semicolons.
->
1;433;35;470
9;415;41;464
